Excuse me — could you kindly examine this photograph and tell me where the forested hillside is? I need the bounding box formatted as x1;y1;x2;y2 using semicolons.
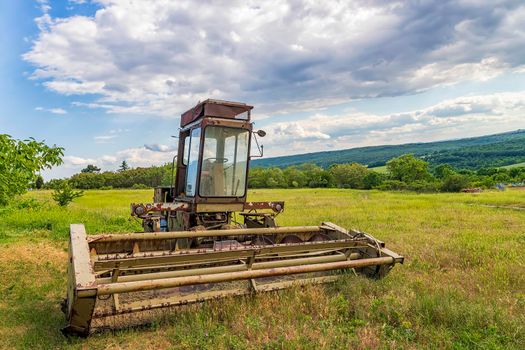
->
253;129;525;169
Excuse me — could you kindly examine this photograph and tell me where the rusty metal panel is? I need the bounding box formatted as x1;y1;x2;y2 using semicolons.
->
181;99;253;127
196;203;244;212
64;222;402;335
89;225;322;242
62;224;97;336
96;257;395;295
244;201;284;212
130;202;189;216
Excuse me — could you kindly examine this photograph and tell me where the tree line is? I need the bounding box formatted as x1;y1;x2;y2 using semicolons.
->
249;154;525;192
4;134;522;211
44;163;173;190
43;154;525;193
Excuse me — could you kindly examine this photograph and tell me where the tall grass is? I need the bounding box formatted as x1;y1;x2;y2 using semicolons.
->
0;188;523;349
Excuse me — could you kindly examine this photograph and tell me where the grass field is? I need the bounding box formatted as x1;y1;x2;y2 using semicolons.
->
368;165;388;173
501;162;525;169
0;188;524;349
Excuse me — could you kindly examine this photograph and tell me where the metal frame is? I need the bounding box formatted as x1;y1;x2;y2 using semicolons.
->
64;223;403;335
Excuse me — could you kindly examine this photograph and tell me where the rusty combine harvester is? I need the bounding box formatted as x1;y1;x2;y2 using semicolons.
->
63;99;403;335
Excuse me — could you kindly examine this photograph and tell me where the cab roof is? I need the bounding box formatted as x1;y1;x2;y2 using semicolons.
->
180;99;253;127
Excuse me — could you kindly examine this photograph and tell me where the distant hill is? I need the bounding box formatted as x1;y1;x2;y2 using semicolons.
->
253;129;525;170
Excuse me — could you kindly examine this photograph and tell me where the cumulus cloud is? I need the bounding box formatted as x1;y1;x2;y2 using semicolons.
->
23;0;525;116
49;91;525;178
63;155;97;166
262;91;525;155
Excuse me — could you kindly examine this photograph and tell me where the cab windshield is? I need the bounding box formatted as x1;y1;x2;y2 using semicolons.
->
199;126;249;197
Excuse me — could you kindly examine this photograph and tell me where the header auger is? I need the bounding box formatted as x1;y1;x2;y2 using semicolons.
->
62;99;403;336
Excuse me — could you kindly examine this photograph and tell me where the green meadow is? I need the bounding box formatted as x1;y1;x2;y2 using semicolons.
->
0;188;524;349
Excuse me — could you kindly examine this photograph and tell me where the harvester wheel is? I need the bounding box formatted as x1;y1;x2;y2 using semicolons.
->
252;236;274;246
354;250;394;279
308;233;332;242
280;235;303;244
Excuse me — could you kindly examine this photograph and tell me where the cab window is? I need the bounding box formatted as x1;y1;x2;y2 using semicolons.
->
199;126;249;197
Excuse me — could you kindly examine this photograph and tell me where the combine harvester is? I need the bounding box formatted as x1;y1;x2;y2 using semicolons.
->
63;100;403;335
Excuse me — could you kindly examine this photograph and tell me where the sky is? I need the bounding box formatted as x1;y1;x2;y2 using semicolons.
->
1;0;524;179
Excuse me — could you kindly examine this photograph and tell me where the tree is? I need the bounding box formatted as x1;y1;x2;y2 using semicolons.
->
265;168;286;188
433;164;455;179
81;164;101;173
441;174;470;192
0;134;63;206
119;160;130;172
387;154;431;183
299;163;333;188
283;166;308;188
330;163;369;188
363;171;384;189
34;175;44;189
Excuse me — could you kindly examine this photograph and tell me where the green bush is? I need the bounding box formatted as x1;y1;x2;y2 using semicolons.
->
376;180;408;191
441;174;471;192
363;171;384;189
407;180;440;193
52;183;84;207
131;183;149;189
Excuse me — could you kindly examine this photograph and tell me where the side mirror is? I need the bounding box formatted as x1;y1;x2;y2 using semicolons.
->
251;130;265;158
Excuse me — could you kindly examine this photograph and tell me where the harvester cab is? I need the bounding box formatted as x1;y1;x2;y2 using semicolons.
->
132;99;282;234
63;100;403;336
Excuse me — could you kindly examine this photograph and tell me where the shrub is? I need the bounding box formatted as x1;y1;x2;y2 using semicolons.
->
52;182;84;207
441;174;470;192
376;180;408;191
363;171;384;189
131;183;149;189
408;180;440;193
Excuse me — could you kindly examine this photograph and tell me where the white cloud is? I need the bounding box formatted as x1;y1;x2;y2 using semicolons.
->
63;155;97;166
262;91;525;156
49;108;67;114
47;90;525;178
61;145;174;172
35;106;68;114
44;145;171;179
23;1;525;117
93;128;131;143
93;135;116;143
144;144;176;152
36;0;51;14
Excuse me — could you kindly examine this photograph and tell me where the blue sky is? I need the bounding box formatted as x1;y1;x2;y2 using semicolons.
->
1;0;524;179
